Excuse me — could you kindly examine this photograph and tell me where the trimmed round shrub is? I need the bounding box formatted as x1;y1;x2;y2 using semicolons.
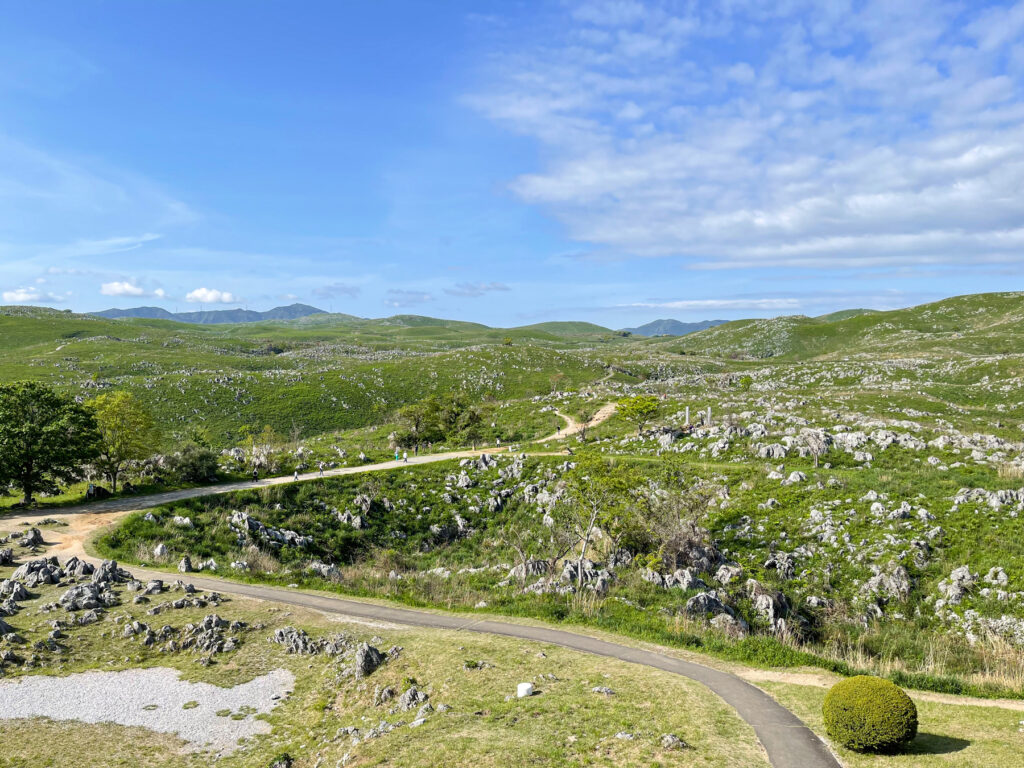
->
823;676;918;752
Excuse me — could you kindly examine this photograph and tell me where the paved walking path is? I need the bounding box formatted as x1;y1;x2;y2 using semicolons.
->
2;398;843;768
6;402;617;522
135;570;843;768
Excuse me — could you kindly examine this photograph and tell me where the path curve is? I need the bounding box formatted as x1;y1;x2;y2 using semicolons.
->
133;569;842;768
1;396;841;768
536;401;618;443
5;530;842;768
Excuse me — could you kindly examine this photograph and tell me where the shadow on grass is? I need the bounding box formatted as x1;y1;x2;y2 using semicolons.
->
907;733;970;755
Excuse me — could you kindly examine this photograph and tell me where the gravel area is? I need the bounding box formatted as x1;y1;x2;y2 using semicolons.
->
0;666;294;753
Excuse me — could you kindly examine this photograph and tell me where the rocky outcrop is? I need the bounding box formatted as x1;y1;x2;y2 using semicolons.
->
354;643;385;678
229;510;313;549
269;626;350;656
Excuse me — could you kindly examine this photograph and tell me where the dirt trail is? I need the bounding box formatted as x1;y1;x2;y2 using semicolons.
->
535;401;618;443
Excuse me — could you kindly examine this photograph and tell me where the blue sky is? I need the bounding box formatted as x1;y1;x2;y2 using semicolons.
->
2;0;1024;327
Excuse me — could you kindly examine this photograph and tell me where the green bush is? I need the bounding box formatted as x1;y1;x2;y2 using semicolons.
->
168;444;219;483
823;675;918;752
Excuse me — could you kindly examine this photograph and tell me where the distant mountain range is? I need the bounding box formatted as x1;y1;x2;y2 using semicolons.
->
87;304;729;335
622;318;729;337
92;303;327;324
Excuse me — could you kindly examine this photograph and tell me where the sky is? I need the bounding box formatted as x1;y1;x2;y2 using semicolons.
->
2;0;1024;328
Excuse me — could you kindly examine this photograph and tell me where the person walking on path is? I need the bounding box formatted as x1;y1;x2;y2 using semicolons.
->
318;461;324;477
394;449;400;461
293;469;299;481
403;451;408;462
252;468;258;482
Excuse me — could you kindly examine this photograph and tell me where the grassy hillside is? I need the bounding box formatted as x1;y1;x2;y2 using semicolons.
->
0;306;627;447
511;321;614;338
678;292;1024;360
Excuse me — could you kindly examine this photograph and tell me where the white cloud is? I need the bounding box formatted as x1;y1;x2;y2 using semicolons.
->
99;279;168;299
470;0;1024;270
101;281;146;297
3;286;67;303
185;287;237;304
3;287;42;302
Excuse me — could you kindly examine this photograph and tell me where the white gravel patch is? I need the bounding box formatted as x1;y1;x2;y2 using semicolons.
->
0;666;294;753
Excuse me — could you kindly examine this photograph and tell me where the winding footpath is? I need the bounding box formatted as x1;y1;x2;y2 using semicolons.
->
1;401;843;768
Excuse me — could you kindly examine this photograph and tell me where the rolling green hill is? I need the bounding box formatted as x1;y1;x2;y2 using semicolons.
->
0;305;621;446
677;292;1024;360
511;321;614;338
6;292;1024;450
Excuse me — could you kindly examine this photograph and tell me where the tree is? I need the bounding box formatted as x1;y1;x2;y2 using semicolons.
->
169;443;219;483
178;422;211;448
396;399;441;448
553;457;631;589
88;391;161;492
289;420;303;448
641;458;719;571
618;395;659;435
395;393;482;449
801;428;831;468
501;516;545;585
576;408;595;442
247;424;282;470
0;381;100;504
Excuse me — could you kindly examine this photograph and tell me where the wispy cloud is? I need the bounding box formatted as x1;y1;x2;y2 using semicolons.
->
384;289;433;308
623;298;802;311
0;134;196;239
313;282;362;299
470;0;1024;270
444;281;510;297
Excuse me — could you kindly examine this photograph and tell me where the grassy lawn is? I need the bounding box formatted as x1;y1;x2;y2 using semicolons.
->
760;681;1024;767
0;571;768;768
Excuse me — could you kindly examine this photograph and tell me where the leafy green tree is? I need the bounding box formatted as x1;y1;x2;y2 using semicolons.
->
396;399;442;447
88;390;161;492
617;395;659;434
395;393;482;448
0;381;100;504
